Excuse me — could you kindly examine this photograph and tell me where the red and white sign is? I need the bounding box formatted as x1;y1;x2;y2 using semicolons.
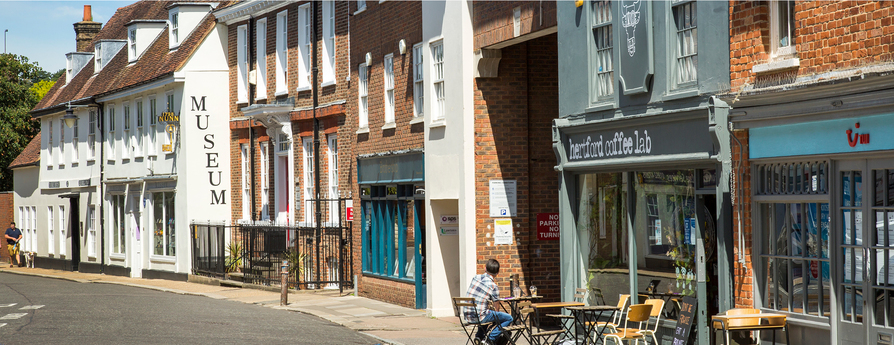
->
345;200;354;222
537;213;559;241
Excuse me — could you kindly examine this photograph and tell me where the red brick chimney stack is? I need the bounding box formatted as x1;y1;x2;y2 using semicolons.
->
73;5;101;52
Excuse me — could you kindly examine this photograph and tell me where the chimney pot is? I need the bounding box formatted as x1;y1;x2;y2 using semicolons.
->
83;5;92;22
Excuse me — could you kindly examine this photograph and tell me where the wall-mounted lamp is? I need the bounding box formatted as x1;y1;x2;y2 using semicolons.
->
365;52;372;66
398;39;407;55
64;102;95;128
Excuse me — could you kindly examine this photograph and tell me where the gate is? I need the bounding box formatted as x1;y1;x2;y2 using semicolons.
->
191;197;354;292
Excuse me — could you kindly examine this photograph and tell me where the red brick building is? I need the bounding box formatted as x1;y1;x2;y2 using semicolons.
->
728;1;894;344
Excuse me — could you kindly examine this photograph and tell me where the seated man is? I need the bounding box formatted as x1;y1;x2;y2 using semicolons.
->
465;259;512;345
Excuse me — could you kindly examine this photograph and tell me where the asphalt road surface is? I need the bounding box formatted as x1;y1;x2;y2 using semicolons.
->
0;272;381;345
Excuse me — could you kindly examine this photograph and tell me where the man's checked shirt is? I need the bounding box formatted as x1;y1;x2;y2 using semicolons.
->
464;273;500;322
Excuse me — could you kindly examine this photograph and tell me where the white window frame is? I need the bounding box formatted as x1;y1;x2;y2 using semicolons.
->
112;195;126;255
135;99;144;158
94;44;102;73
256;19;268;100
322;0;336;86
413;43;423;118
88;205;96;257
29;207;35;254
152;191;176;257
59;205;66;257
357;0;366;13
241;143;250;221
123;102;131;160
88;110;96;160
237;25;248;104
274;132;292;224
672;1;697;87
275;11;289;96
148;97;157;156
358;63;369;130
591;0;614;101
170;12;179;46
303;137;315;224
297;5;311;91
260;142;270;221
59;118;65;166
107;105;116;160
128;28;137;62
328;135;338;224
383;54;395;126
17;207;24;252
47;119;54;166
770;0;796;58
48;206;55;255
72;113;79;163
431;41;445;122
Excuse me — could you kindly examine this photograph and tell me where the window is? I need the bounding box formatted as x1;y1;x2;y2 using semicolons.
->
170;12;179;44
256;19;268;100
153;191;176;256
88;205;96;257
112;195;125;255
241;144;250;221
770;0;796;58
431;42;445;121
47;119;54;166
303;137;315;224
48;206;54;255
59;205;66;256
576;173;629;304
123;103;131;159
297;5;311;90
322;0;336;85
673;1;697;86
94;44;102;72
149;97;157;156
136;99;144;157
17;207;24;252
129;28;137;61
72;114;79;163
29;206;36;254
275;11;289;95
165;94;175;152
328;136;339;224
107;106;116;159
236;25;248;104
260;142;270;220
591;0;613;99
358;63;369;129
88;110;96;159
384;54;395;125
59;118;65;162
361;185;419;279
357;0;366;12
413;44;423;118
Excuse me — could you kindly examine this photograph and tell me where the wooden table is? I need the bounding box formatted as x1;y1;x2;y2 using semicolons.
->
566;305;620;345
710;312;788;345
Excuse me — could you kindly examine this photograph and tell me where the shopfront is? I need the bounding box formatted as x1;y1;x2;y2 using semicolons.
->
747;112;894;345
555;103;733;344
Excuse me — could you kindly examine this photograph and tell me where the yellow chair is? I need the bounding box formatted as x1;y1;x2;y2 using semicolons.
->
603;304;653;345
638;299;666;345
711;308;760;345
589;294;630;334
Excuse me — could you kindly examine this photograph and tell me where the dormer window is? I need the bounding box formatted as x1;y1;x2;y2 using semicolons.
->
171;12;179;44
94;45;102;72
166;3;214;50
92;40;126;73
125;20;166;62
129;29;137;60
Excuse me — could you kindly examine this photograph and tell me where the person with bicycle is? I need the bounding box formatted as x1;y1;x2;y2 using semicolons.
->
5;222;22;268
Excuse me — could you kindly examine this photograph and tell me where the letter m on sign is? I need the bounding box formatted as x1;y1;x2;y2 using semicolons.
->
191;96;206;111
211;190;226;204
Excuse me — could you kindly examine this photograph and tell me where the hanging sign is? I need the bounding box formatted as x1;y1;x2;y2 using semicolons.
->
345;199;354;222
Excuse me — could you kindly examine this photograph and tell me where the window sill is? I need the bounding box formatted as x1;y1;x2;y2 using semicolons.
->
295;86;311;93
149;255;176;264
87;158;95;163
274;90;288;97
429;119;446;128
752;57;800;74
662;88;698;102
409;116;424;125
236;99;248;106
321;80;336;88
362;271;414;284
356;126;370;134
353;7;366;15
110;254;126;261
255;95;267;102
585;102;616;113
381;122;396;130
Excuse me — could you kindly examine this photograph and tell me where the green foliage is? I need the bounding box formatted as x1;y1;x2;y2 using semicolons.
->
225;241;243;273
0;53;46;191
284;250;306;280
29;80;55;101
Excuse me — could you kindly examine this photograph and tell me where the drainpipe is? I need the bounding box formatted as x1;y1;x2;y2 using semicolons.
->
247;15;256;222
312;0;322;289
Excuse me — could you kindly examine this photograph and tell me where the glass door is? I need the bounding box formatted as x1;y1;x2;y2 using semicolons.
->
838;159;894;345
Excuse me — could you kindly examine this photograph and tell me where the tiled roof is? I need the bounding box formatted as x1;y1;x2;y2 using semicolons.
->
32;0;230;116
7;132;41;170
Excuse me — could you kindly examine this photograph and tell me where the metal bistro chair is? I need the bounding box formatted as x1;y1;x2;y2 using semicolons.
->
638;299;666;345
546;288;587;339
588;293;630;334
602;303;653;345
453;297;495;345
591;287;607;305
516;301;566;345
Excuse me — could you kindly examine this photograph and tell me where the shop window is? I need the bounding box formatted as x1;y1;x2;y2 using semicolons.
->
153;191;176;256
361;185;418;280
59;205;66;256
112;195;125;255
48;206;55;255
577;172;628;306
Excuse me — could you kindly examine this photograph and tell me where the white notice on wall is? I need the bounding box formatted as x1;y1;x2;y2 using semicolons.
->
489;180;518;217
494;219;513;245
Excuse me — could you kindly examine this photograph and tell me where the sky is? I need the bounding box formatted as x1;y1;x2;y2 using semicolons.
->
1;0;135;73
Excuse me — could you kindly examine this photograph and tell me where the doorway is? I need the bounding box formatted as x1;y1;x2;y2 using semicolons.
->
837;159;894;345
69;197;81;272
130;194;142;278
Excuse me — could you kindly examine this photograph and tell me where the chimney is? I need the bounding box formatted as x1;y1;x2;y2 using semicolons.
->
73;5;102;52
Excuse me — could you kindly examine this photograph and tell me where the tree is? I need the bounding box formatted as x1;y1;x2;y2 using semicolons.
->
0;53;45;191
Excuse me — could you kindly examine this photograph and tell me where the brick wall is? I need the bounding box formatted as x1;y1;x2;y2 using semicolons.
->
730;1;894;91
472;1;557;50
347;0;424;308
0;192;13;262
473;34;560;300
731;129;753;308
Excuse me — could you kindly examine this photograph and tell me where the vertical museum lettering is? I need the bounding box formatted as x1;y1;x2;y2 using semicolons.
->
193;96;226;205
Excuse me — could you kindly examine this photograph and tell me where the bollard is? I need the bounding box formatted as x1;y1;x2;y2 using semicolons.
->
281;259;289;306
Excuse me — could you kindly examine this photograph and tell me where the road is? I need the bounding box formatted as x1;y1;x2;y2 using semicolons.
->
0;272;380;345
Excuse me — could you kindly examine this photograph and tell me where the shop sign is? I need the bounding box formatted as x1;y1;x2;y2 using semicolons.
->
751;112;894;159
618;0;653;94
345;199;354;221
440;215;458;225
192;96;226;205
537;213;559;240
439;226;458;236
846;122;870;147
565;117;711;162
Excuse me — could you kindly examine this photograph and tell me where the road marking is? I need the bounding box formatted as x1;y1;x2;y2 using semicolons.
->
19;305;43;310
0;313;28;320
0;303;16;308
0;323;6;328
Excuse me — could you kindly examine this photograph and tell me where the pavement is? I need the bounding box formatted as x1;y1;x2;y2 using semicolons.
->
0;266;473;345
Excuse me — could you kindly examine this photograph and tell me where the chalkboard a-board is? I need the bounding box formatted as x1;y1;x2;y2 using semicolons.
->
672;296;697;345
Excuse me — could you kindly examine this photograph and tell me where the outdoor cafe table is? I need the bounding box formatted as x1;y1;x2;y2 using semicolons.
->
638;291;683;318
531;301;586;342
710;312;788;345
497;295;543;322
565;305;620;345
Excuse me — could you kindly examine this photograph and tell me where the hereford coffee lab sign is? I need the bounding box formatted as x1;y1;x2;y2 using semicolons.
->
537;213;559;240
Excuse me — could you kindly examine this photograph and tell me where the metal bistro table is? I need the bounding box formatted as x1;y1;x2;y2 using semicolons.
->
639;292;683;319
710;312;788;345
531;301;586;343
565;305;619;345
498;295;543;323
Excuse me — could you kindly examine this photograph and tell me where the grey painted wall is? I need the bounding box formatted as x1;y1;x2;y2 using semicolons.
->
558;1;729;119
